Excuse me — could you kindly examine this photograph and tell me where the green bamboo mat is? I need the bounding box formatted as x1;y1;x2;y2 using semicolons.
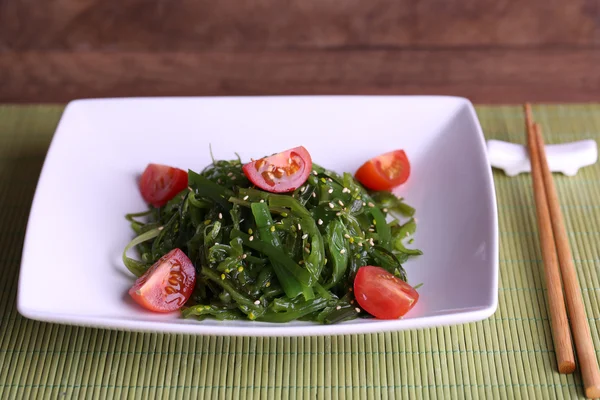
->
1;104;600;399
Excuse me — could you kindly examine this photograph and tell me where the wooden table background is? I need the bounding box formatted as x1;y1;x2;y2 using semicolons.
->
1;0;600;103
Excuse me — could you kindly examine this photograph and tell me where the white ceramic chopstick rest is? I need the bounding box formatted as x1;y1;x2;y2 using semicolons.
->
487;139;598;176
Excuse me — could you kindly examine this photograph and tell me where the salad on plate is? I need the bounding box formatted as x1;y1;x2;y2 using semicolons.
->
122;146;422;324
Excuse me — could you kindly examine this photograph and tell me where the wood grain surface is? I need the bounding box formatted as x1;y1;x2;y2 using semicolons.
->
1;0;600;103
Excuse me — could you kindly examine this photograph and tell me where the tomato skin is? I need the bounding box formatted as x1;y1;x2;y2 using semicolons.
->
242;146;312;193
139;164;188;207
129;248;196;313
353;266;419;319
355;150;411;191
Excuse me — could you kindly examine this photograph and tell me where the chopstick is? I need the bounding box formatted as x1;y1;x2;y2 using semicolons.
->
524;104;576;374
528;113;600;398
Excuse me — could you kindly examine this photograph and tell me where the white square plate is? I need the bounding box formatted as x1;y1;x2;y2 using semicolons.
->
18;96;498;336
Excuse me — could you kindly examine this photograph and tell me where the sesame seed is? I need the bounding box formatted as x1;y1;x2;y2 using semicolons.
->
254;300;261;305
260;199;265;203
300;186;306;193
362;202;366;206
313;171;318;175
357;242;363;247
243;195;249;200
299;260;304;265
270;226;276;232
336;212;341;216
342;187;350;193
297;223;302;230
328;188;333;194
227;172;233;176
350;300;354;304
355;307;361;313
218;213;223;219
324;258;328;264
242;254;247;259
248;228;253;234
249;235;254;241
221;274;226;280
338;200;344;207
336;306;342;310
382;208;388;213
188;186;193;191
312;192;317;198
158;226;164;231
349;288;353;292
340;248;346;254
238;266;244;272
368;202;375;208
344;233;351;239
368;228;375;232
266;282;271;287
329;202;335;208
370;238;375;246
302;233;308;240
318;219;323;225
305;247;310;253
327;178;332;182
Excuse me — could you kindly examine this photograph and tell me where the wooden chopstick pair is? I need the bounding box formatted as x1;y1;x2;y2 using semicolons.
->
524;104;600;399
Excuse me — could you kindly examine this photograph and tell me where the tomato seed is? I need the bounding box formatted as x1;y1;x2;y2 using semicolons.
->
261;171;275;186
254;159;266;170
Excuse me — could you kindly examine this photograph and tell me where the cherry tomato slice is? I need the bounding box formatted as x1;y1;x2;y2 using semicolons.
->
355;150;410;191
128;248;196;313
139;163;188;207
353;265;419;319
242;146;312;193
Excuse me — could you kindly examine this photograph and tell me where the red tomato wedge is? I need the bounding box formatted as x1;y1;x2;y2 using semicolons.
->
353;266;419;319
129;248;196;313
355;150;410;191
242;146;312;193
139;163;188;207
